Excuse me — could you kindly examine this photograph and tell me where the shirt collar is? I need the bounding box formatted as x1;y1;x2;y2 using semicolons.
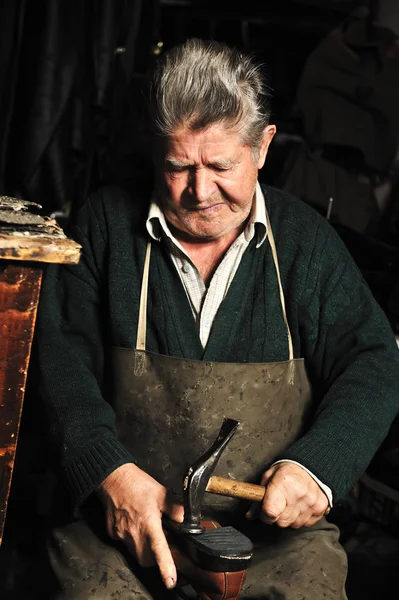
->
146;181;267;248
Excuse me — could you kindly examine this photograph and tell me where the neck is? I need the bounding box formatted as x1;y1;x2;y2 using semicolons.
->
170;224;245;286
174;226;242;252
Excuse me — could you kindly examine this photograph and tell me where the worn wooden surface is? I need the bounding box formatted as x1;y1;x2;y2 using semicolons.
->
0;265;43;545
0;195;81;264
0;234;81;264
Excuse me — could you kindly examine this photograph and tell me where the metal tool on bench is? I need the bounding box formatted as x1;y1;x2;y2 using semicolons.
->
164;418;266;573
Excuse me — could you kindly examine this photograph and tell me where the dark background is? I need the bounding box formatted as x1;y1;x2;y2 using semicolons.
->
0;1;399;598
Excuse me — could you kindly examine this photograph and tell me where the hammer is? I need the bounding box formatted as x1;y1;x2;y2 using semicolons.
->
179;418;266;534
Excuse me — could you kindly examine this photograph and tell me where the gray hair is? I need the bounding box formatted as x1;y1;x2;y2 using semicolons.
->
147;38;272;157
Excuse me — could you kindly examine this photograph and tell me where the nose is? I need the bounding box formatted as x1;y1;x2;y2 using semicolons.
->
190;168;217;203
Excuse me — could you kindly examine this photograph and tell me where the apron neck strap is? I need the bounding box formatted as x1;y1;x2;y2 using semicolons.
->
136;208;294;360
136;242;151;351
264;208;294;360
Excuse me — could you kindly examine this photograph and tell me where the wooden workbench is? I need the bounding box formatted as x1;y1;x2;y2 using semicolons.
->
0;196;81;546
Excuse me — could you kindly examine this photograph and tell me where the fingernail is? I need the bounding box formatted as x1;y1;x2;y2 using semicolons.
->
164;577;175;589
246;510;253;520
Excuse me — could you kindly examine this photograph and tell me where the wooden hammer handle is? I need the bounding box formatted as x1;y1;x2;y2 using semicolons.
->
206;475;265;502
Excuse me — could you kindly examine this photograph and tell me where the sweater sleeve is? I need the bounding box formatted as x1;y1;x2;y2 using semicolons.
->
281;218;399;502
36;197;134;509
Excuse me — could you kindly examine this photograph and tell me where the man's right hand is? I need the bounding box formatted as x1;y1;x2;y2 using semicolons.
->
97;462;184;589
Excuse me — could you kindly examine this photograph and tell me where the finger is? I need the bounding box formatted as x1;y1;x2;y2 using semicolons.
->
300;513;325;528
284;509;313;529
164;499;184;523
158;487;185;524
261;482;287;523
124;534;156;568
314;498;330;516
259;467;275;486
280;499;327;529
148;522;177;589
272;505;302;528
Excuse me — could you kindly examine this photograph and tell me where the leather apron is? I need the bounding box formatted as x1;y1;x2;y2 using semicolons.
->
47;210;348;599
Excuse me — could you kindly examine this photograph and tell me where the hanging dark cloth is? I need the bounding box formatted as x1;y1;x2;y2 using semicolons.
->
0;0;27;192
0;0;154;215
278;8;399;234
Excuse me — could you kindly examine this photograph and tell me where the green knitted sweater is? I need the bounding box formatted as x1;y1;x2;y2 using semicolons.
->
36;182;399;509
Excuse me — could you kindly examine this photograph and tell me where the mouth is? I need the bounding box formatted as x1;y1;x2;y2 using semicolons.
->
191;203;224;212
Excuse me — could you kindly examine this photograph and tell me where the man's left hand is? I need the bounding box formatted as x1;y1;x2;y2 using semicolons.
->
246;462;330;528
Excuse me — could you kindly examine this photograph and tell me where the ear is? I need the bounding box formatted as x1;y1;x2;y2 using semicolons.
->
257;125;276;169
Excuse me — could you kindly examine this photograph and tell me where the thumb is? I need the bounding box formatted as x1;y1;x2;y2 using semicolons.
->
261;480;287;522
246;469;274;520
163;492;185;523
166;502;184;523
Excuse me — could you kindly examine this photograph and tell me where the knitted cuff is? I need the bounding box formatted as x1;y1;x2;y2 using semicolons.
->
63;437;135;510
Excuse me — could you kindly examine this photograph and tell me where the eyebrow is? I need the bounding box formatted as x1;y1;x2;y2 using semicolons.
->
165;156;239;168
212;158;239;168
165;157;191;168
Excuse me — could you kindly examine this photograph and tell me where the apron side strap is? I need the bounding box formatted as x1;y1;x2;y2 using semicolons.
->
136;242;151;351
264;209;294;361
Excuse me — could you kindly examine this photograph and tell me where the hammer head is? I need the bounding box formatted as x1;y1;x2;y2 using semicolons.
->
178;418;240;534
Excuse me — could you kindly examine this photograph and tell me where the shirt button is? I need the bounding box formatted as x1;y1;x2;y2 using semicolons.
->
182;264;190;273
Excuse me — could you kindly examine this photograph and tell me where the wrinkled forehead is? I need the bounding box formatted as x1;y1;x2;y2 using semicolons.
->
153;121;248;160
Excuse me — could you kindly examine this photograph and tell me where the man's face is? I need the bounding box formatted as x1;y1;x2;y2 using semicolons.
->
156;122;275;242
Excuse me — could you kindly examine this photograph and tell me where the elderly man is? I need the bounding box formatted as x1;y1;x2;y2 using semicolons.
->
37;38;399;599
